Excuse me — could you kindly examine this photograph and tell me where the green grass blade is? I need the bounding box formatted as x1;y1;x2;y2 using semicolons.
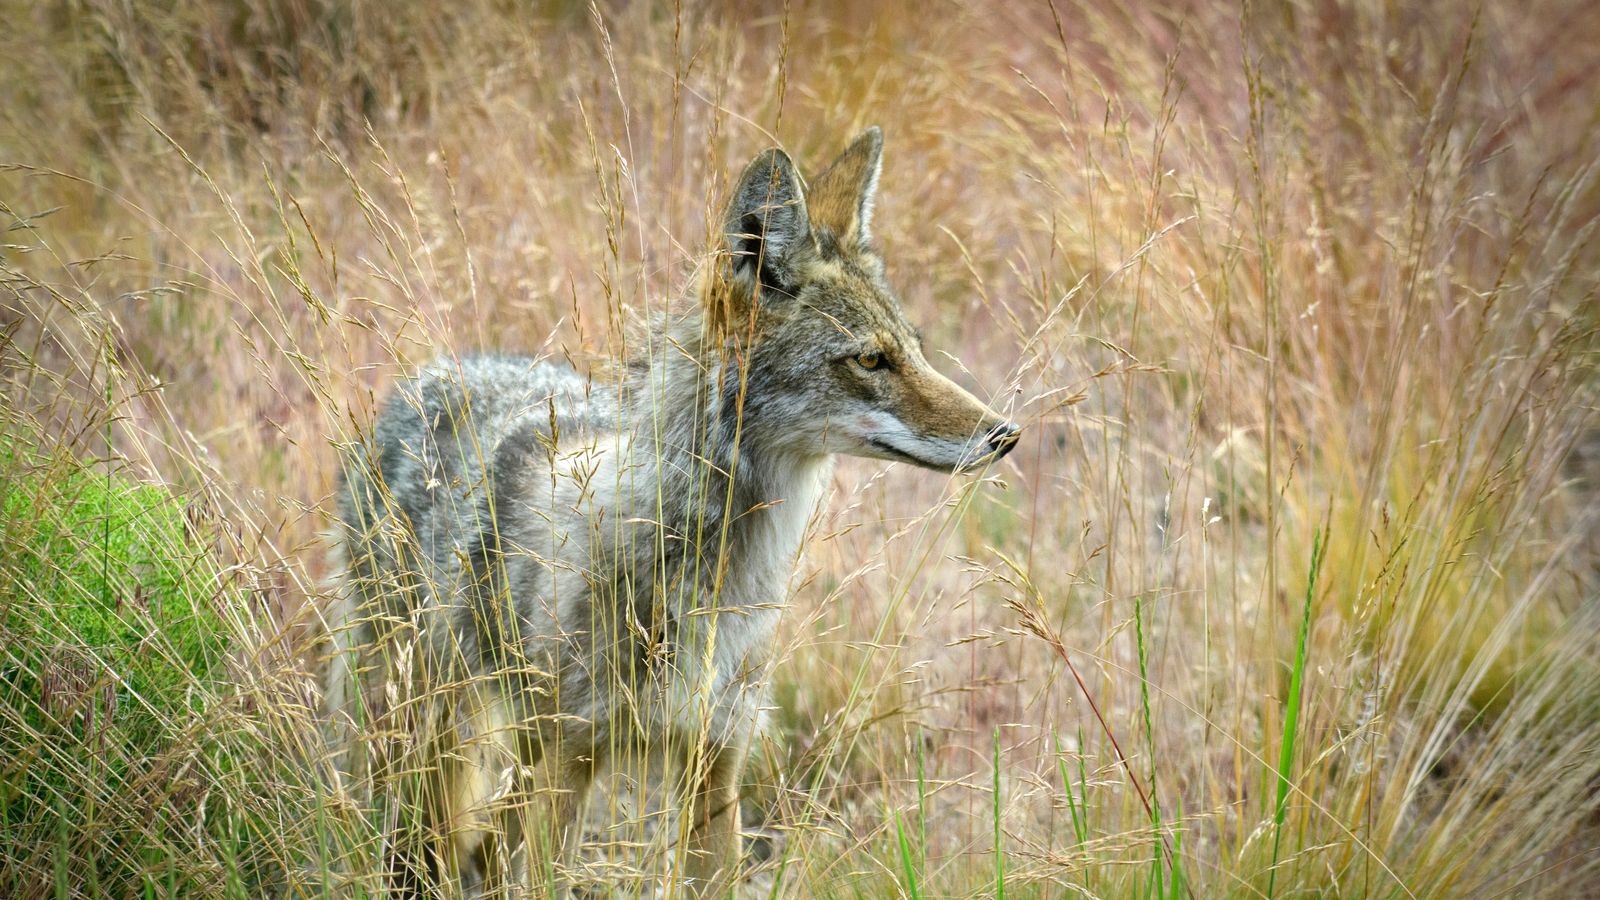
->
1055;729;1086;848
893;809;923;900
1267;528;1326;898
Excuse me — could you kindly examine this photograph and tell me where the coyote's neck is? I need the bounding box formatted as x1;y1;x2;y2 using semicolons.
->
604;317;829;614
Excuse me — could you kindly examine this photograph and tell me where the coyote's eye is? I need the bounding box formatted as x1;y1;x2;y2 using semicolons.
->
854;351;884;370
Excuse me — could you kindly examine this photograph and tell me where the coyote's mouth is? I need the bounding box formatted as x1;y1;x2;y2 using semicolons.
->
867;429;1019;474
867;437;945;470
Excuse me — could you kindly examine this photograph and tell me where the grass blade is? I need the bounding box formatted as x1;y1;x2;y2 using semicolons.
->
893;809;923;900
994;726;1006;900
1267;528;1326;897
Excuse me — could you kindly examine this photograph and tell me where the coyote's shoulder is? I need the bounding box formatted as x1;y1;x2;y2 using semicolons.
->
326;127;1019;897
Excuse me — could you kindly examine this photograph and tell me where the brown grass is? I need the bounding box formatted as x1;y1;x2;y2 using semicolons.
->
2;0;1598;896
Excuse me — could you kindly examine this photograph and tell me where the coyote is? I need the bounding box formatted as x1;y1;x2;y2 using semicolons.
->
325;127;1020;897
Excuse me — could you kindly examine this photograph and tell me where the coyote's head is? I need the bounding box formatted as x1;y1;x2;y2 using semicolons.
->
710;127;1020;473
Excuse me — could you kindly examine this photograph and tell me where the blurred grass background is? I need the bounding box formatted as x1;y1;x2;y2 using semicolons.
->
1;0;1598;896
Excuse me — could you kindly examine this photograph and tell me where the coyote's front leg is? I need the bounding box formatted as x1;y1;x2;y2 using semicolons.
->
438;690;595;899
677;735;749;898
436;686;521;897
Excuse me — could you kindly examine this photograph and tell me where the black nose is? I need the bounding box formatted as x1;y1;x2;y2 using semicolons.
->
985;422;1022;460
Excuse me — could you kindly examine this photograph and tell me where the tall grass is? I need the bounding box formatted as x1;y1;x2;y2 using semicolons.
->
2;0;1598;896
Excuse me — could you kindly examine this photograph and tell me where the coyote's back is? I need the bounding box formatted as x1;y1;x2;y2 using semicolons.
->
334;354;605;677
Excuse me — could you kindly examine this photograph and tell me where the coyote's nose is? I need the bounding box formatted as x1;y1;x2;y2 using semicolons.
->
984;422;1022;461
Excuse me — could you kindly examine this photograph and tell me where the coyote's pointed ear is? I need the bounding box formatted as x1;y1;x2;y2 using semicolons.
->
806;126;883;249
725;148;812;294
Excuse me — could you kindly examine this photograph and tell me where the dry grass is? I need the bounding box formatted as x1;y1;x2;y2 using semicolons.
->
2;0;1598;896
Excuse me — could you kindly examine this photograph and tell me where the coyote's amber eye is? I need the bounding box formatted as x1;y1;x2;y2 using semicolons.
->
855;351;883;370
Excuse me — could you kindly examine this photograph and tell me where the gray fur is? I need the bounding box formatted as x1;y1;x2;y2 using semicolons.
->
335;346;821;750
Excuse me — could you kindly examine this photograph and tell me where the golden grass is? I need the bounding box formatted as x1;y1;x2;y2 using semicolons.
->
2;0;1597;896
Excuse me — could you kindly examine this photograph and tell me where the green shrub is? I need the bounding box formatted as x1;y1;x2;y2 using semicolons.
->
0;447;233;893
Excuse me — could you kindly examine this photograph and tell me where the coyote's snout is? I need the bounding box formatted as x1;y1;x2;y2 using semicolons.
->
325;127;1019;896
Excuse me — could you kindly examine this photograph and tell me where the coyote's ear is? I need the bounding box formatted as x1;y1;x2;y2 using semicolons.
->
725;148;812;294
806;126;883;249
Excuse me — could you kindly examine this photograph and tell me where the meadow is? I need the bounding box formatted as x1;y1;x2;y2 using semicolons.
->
1;0;1597;896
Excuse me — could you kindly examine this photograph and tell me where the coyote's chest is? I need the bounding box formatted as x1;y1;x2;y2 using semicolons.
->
668;464;827;736
560;438;831;735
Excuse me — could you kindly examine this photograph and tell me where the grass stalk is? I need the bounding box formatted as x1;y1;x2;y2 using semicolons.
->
1267;528;1326;897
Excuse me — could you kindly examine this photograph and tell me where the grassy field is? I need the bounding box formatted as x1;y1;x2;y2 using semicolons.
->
2;0;1598;896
